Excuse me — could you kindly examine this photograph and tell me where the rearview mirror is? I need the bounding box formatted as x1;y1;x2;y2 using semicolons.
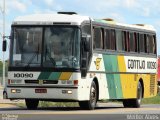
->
2;40;7;52
82;35;91;52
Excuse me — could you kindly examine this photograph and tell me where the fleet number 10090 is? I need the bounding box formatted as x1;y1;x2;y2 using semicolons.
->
14;73;33;78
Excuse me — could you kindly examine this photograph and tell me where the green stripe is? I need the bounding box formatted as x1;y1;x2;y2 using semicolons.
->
113;74;123;99
38;72;52;80
103;55;123;99
103;55;117;99
38;72;61;80
48;72;61;80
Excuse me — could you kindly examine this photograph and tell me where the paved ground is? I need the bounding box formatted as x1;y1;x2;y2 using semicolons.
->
0;103;160;120
0;86;25;110
0;86;159;120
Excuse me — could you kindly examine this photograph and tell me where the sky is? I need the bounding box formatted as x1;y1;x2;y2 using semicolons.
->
0;0;160;60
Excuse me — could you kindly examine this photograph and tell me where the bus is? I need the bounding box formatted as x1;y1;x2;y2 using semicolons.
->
4;12;157;110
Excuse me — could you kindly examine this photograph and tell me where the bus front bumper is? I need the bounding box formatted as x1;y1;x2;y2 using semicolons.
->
6;86;80;101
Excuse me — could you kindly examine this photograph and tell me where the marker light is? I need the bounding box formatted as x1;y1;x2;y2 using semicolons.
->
74;80;78;86
8;79;11;84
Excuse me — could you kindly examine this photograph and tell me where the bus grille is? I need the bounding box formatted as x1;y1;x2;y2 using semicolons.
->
25;80;58;84
150;74;155;95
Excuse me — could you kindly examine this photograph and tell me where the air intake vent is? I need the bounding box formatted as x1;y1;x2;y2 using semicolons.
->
103;18;114;21
150;74;155;95
57;12;77;15
25;80;58;84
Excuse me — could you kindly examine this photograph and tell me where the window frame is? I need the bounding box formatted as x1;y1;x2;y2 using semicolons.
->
93;27;104;50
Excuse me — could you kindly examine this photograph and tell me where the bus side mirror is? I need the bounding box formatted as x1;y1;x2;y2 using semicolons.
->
2;40;7;52
82;35;91;52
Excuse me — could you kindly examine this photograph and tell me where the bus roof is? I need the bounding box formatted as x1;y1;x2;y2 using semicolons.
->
12;13;156;32
12;13;90;25
94;19;156;32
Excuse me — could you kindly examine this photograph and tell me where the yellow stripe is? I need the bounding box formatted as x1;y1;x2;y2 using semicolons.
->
59;72;72;80
118;56;136;98
118;56;157;99
117;56;126;72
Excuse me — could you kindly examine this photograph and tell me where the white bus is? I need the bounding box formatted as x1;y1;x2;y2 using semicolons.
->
5;12;157;110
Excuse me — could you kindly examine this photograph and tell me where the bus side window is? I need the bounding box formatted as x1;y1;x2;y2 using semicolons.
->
105;29;110;50
124;31;129;52
148;35;156;54
144;34;148;53
139;33;145;53
136;33;140;52
134;32;138;52
105;29;116;50
153;35;157;54
116;29;124;51
110;29;116;50
93;27;103;50
146;35;150;53
129;32;136;52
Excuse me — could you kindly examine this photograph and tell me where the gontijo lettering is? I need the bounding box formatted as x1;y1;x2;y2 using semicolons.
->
128;59;145;69
128;59;156;70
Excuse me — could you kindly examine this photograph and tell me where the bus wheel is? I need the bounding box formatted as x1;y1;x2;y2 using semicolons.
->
3;91;8;99
123;82;142;108
79;81;97;110
25;99;39;110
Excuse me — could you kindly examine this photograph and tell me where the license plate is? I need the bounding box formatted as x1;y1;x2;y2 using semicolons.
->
35;88;47;93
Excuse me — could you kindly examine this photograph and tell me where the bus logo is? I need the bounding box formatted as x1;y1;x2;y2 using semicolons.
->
94;58;102;70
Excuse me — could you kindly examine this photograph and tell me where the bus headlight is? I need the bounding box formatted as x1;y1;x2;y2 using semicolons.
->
62;90;72;94
11;89;21;93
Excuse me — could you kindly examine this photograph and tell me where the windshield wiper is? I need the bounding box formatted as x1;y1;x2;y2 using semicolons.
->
25;44;40;67
45;47;56;66
25;52;38;67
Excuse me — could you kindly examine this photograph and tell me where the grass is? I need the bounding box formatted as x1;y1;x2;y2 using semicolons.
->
39;101;79;107
142;92;160;104
16;101;79;108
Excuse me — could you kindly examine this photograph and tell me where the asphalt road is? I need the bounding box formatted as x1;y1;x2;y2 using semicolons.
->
0;103;160;120
0;89;160;120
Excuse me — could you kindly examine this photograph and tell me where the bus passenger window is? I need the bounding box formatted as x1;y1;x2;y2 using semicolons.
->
124;31;129;52
105;29;116;50
116;30;124;51
139;34;145;53
105;29;110;50
146;35;149;53
144;34;148;53
153;35;156;54
148;35;156;54
134;32;138;52
110;29;116;50
129;32;136;52
93;28;103;49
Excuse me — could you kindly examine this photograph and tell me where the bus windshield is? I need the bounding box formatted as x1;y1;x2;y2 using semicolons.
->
10;26;80;69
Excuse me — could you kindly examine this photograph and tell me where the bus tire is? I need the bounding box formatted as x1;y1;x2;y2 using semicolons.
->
123;81;142;108
79;81;97;110
25;99;39;110
3;91;8;99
